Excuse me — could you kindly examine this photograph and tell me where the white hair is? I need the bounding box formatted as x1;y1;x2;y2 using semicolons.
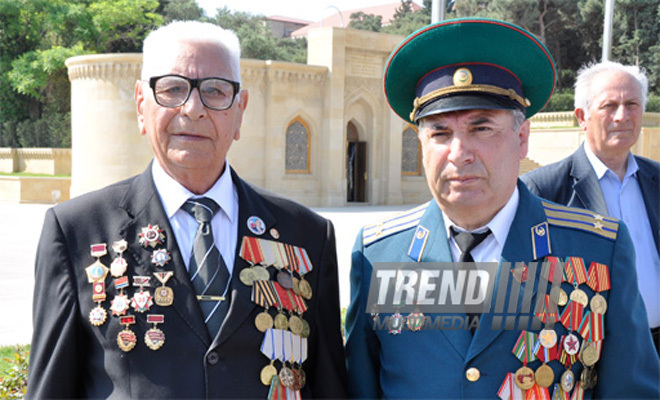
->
141;20;241;83
574;61;648;117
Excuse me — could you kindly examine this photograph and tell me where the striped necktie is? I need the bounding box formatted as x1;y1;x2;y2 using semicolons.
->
181;197;230;337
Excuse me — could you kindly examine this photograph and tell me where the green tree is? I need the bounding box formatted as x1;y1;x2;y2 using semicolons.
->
383;0;431;35
160;0;205;23
348;12;382;32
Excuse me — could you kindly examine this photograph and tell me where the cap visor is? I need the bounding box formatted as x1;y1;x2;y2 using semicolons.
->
415;94;520;122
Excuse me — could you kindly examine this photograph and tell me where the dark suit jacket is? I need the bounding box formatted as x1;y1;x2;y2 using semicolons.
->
26;165;348;399
521;144;660;252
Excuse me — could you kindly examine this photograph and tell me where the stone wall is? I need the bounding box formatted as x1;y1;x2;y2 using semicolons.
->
0;148;71;175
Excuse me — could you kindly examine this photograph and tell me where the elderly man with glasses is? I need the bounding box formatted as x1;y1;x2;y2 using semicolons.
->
27;20;347;399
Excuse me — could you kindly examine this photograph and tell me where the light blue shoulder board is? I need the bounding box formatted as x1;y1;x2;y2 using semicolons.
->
542;201;619;240
362;202;429;246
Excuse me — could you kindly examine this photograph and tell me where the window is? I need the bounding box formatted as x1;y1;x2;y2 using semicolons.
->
285;118;310;173
401;125;421;175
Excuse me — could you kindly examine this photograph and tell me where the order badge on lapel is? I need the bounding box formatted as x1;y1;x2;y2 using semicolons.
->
145;314;165;350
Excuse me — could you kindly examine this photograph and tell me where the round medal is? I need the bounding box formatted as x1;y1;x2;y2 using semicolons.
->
274;313;289;330
260;363;277;386
535;363;555;388
538;328;558;348
580;366;598;390
277;270;294;290
117;328;137;352
580;342;599;366
590;293;608;314
301;318;311;338
298;367;306;388
279;366;295;387
569;288;589;307
239;268;256;286
291;368;302;391
291;277;302;296
89;305;108;326
154;286;174;307
563;333;580;355
560;369;575;392
289;315;303;335
550;286;568;307
252;265;270;282
255;311;274;332
145;327;165;350
298;278;313;300
514;365;535;390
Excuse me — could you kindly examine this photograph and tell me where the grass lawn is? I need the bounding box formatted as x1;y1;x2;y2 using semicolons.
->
0;345;29;376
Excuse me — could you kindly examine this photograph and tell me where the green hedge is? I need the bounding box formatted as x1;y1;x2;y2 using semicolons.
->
542;91;660;113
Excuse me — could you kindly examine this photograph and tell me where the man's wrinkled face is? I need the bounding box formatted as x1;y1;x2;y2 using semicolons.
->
578;70;643;159
418;109;529;228
136;40;247;179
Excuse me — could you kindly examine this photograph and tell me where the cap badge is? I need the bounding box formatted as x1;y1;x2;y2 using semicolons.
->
453;68;473;86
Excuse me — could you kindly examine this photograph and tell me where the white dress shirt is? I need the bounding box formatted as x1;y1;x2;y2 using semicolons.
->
585;143;660;328
443;186;520;263
151;160;239;278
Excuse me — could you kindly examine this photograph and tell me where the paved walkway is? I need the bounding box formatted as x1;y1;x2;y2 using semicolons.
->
0;200;412;346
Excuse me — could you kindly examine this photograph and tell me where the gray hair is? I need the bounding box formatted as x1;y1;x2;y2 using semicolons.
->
141;20;241;83
574;61;647;117
510;109;526;132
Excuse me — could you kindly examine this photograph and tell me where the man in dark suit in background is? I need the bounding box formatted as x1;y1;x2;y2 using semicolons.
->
522;61;660;355
26;20;347;399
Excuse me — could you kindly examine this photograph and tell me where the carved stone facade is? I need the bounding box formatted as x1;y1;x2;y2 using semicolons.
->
65;28;660;206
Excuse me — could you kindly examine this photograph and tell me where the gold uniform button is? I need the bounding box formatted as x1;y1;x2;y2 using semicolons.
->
465;367;481;382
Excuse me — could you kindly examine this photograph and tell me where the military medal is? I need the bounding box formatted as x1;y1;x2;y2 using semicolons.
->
89;303;108;326
260;329;280;386
288;315;303;336
256;311;274;332
86;244;109;326
587;262;610;315
388;312;404;334
150;249;171;267
406;310;425;332
562;333;580;356
138;224;165;248
239;236;268;286
110;240;129;277
534;332;558;389
117;315;137;352
144;314;165;350
497;373;524;400
239;267;257;286
564;257;589;307
131;276;153;312
274;312;289;330
511;331;538;390
560;369;575;393
261;362;278;386
153;271;174;306
580;366;597;390
276;270;293;290
294;246;314;300
110;292;130;316
300;318;310;338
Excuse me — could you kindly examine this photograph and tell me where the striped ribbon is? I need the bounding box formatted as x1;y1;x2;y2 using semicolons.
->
563;257;587;286
551;383;570;400
545;256;565;283
578;312;604;342
497;372;524;400
253;280;278;309
513;331;539;364
570;381;584;400
560;300;584;331
535;294;559;324
240;236;265;265
586;262;610;293
526;384;551;400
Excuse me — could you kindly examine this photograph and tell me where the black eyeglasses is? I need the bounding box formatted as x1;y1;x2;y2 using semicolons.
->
148;74;240;111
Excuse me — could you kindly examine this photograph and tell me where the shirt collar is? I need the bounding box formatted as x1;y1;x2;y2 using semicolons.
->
151;159;236;222
584;142;639;180
442;186;519;249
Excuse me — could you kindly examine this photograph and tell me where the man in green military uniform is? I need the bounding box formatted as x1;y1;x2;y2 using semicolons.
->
345;18;660;398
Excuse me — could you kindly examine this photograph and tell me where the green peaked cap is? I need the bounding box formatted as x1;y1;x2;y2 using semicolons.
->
384;17;557;122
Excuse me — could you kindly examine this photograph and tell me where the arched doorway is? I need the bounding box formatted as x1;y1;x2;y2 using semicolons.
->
346;121;367;202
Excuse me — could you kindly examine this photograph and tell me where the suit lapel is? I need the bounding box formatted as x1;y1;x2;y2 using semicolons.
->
571;146;609;216
116;165;212;345
211;169;276;348
467;183;548;361
636;156;660;250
